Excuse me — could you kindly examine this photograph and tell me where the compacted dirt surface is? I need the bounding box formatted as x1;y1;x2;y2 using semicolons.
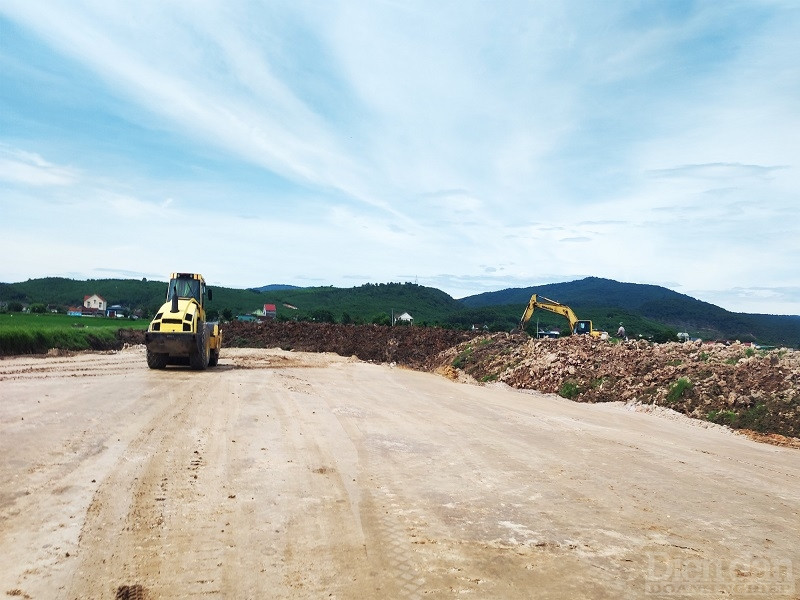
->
116;322;800;440
1;346;798;599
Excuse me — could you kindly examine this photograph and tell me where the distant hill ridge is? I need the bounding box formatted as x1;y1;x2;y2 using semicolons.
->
461;277;695;310
1;276;798;347
249;284;302;292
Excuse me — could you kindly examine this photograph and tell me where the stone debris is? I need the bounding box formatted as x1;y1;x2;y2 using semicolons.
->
432;334;800;440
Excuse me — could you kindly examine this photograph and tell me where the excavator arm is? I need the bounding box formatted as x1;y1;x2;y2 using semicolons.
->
516;294;606;338
519;295;578;332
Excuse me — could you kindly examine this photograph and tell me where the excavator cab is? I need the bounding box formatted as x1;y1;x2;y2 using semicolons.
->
573;320;593;335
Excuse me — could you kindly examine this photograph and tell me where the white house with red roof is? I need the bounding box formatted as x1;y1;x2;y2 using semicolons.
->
83;294;107;313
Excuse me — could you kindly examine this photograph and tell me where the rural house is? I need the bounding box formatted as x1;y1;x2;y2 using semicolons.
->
83;294;107;313
251;304;277;320
106;304;127;318
394;312;413;325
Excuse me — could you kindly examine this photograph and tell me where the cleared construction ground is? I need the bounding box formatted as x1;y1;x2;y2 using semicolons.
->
220;321;800;440
1;343;798;599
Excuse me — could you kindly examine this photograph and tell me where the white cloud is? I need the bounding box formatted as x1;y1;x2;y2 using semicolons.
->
0;1;798;314
0;146;79;186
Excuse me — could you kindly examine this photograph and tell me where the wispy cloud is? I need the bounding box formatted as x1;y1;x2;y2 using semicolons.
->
0;145;79;186
647;162;787;181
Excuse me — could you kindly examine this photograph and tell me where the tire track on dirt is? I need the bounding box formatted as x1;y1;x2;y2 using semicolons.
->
66;372;239;599
0;350;144;381
264;366;375;597
324;364;433;599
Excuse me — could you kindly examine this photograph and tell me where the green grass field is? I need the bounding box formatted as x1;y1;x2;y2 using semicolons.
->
0;313;148;355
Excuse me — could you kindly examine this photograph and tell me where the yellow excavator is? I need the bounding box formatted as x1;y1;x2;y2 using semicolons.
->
514;294;608;339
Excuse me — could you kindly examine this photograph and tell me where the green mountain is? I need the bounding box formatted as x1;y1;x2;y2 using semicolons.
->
1;276;798;347
461;277;685;309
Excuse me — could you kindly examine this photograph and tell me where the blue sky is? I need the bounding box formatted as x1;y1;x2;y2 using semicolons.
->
1;1;798;315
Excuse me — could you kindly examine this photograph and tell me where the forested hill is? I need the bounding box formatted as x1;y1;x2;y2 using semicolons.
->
1;276;798;347
460;277;800;347
0;279;463;325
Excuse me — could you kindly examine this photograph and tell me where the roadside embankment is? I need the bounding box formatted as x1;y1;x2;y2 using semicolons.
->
431;334;800;441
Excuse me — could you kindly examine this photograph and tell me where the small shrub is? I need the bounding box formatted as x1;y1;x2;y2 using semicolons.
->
452;346;473;369
559;380;581;399
708;404;767;431
738;403;768;431
666;377;692;404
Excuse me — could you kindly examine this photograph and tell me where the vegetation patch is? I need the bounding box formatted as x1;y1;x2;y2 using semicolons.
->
738;403;768;431
451;346;474;369
666;377;693;404
0;326;118;354
708;403;768;432
707;409;737;425
0;314;143;355
558;380;582;400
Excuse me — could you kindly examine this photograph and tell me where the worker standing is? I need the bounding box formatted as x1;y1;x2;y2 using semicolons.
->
617;323;626;340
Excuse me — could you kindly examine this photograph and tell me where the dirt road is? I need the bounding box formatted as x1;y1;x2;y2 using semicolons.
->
1;347;798;599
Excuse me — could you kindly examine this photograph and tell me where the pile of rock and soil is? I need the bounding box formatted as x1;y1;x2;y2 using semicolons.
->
429;333;800;443
221;320;479;366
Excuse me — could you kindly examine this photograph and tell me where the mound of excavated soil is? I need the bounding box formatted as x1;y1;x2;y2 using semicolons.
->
221;321;481;367
431;333;800;439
